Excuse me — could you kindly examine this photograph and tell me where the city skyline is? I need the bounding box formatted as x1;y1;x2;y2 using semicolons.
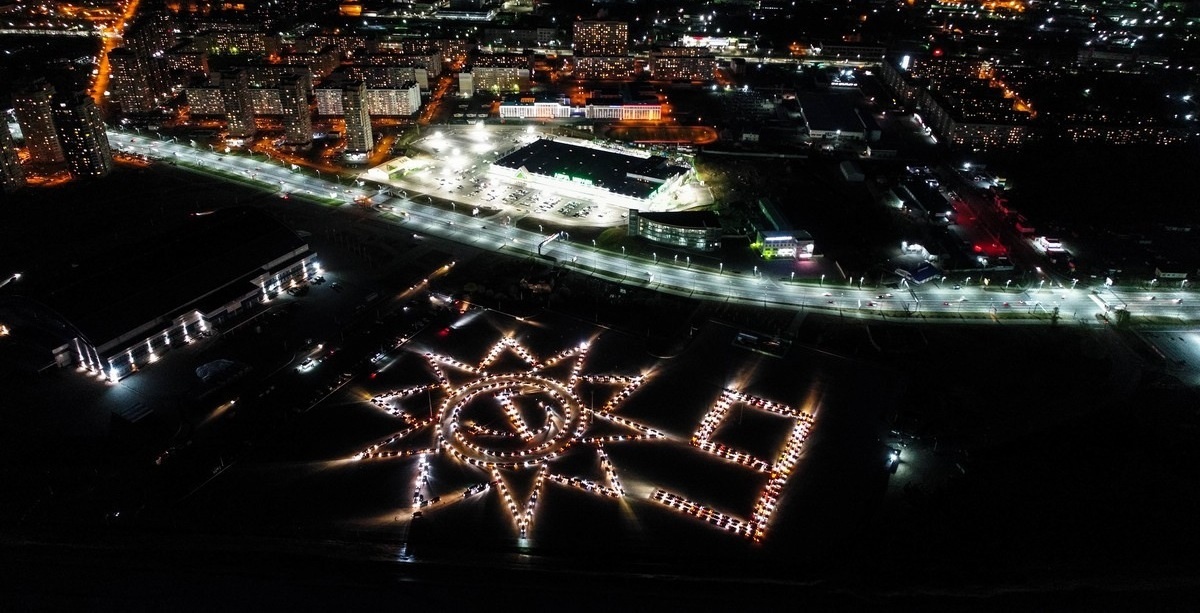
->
1;0;1199;608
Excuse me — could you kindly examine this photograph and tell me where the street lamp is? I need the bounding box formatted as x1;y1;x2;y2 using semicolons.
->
1006;279;1012;289
820;274;825;287
719;262;723;274
686;256;690;268
621;246;626;257
653;252;657;263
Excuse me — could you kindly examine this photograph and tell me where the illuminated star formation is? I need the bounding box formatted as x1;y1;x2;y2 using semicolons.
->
353;335;661;539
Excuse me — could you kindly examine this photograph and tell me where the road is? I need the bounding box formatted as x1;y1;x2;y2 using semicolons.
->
108;128;1199;323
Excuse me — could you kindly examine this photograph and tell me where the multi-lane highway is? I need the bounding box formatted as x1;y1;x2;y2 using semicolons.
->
108;128;1199;323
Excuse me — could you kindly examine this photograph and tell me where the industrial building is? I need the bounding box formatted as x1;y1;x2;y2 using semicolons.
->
0;208;319;380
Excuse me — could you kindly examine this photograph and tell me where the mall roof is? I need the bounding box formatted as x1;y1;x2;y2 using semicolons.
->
36;207;307;348
493;138;688;200
797;93;866;134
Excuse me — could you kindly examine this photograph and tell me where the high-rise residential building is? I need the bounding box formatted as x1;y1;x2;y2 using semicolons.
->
184;84;225;115
124;12;178;61
220;69;257;140
572;21;631;80
341;80;373;156
365;83;422;117
313;82;421;117
108;48;158;113
0;122;26;192
573;21;628;57
279;75;312;148
13;80;65;164
53;93;114;179
650;47;717;81
123;13;176;98
573;56;636;80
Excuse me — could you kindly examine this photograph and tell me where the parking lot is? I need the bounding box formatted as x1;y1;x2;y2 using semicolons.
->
367;125;706;229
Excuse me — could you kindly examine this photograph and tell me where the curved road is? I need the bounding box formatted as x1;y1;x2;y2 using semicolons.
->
109;130;1198;323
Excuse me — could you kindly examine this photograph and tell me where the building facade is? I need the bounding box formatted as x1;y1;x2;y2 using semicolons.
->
650;47;716;81
53;93;114;179
345;64;431;90
315;83;421;117
459;67;531;94
279;75;312;147
185;85;225;116
573;56;634;80
573;21;628;57
220;69;257;140
0;122;25;192
108;47;158;113
13;80;65;164
364;83;421;116
756;229;815;260
341;80;373;156
498;95;661;121
627;210;722;252
249;88;284;115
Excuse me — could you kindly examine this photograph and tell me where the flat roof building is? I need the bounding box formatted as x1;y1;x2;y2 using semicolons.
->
797;93;868;141
1;208;319;380
490;138;689;208
751;198;815;260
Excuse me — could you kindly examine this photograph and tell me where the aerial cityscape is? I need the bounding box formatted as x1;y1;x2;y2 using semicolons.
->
2;0;1199;607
